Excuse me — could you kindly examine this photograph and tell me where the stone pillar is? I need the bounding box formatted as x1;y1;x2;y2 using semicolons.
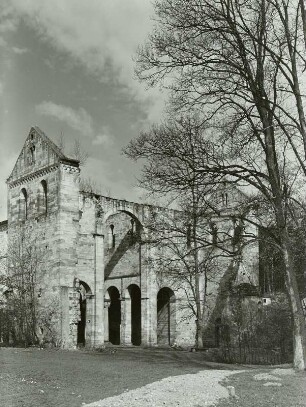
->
85;294;95;345
92;233;104;347
60;286;71;348
140;241;158;346
121;296;132;345
169;296;177;345
104;300;110;342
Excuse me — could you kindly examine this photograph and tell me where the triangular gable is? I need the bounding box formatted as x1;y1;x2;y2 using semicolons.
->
31;126;67;160
204;181;250;216
7;126;79;183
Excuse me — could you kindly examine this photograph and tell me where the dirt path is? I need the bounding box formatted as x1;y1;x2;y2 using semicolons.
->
84;370;240;407
84;367;306;407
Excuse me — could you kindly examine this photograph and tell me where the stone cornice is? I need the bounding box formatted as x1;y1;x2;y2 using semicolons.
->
7;164;59;189
106;273;140;280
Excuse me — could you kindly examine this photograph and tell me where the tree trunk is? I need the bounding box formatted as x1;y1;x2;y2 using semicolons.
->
194;260;204;348
263;114;306;369
195;317;204;349
282;236;306;370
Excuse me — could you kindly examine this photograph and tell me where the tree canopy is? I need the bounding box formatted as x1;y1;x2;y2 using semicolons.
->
132;0;306;369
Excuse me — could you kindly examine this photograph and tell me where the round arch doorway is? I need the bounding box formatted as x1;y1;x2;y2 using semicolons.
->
108;286;121;345
128;284;141;346
77;280;92;347
157;287;176;345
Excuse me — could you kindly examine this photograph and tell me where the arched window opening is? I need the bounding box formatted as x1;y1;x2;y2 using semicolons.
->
210;222;218;246
20;188;28;220
130;218;135;240
232;222;244;246
108;224;115;249
221;192;228;207
40;180;48;215
28;145;36;165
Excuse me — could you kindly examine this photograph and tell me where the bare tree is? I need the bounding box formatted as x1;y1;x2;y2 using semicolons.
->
57;131;66;154
0;226;57;347
70;139;89;167
125;117;248;347
135;0;306;369
57;133;88;167
149;205;250;348
57;133;103;195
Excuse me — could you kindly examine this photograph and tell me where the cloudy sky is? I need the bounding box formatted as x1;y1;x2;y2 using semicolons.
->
0;0;166;220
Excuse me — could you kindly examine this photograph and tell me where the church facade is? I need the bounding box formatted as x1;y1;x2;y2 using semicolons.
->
0;127;260;349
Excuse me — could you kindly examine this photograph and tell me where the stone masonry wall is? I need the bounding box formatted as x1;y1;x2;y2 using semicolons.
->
0;221;8;279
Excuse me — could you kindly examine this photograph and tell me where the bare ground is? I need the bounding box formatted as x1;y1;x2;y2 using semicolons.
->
0;347;305;407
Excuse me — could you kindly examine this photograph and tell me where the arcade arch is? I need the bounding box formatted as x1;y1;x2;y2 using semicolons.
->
103;209;144;243
76;280;92;347
128;284;141;346
157;287;176;345
107;286;121;345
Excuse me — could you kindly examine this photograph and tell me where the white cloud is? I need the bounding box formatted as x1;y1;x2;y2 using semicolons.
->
0;37;7;47
0;19;16;33
36;101;116;147
92;126;113;146
0;3;19;33
0;150;17;220
6;0;166;123
92;134;112;147
11;46;28;55
0;3;18;50
36;101;93;136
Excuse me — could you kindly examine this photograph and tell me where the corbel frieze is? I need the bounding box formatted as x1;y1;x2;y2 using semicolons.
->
7;164;59;189
61;163;80;173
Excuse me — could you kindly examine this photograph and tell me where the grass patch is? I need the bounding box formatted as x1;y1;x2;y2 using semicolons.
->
216;368;306;407
0;347;225;407
1;347;303;407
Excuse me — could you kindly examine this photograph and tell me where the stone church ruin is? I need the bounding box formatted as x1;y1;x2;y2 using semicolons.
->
0;127;299;358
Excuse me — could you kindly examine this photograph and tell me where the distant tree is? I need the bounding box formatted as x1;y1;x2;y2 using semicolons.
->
57;133;107;196
71;139;89;167
57;133;88;167
79;177;111;197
